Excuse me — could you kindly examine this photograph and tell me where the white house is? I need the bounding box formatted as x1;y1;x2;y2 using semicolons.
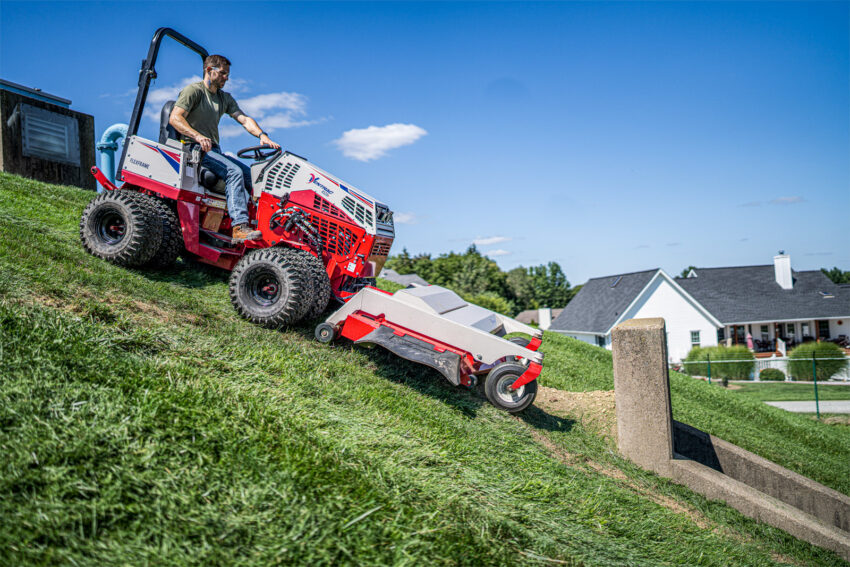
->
549;254;850;362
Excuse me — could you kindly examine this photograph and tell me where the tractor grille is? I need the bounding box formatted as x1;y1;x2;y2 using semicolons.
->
340;196;374;228
375;205;392;225
266;161;300;191
370;239;392;257
308;213;358;256
312;194;349;221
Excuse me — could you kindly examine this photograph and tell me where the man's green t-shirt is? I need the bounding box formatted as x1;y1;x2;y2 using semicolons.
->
174;81;243;145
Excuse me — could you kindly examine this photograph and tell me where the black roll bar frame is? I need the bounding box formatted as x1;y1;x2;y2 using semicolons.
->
117;28;209;177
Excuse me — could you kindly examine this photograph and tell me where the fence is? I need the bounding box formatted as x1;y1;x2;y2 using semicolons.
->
679;354;850;419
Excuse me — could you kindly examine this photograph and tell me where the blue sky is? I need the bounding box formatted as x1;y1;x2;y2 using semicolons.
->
2;1;847;284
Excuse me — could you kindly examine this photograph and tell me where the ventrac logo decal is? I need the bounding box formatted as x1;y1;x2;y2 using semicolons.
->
307;173;334;196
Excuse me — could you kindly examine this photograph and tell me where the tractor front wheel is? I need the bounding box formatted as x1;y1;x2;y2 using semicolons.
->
79;191;163;266
301;251;331;320
229;248;313;328
484;362;538;413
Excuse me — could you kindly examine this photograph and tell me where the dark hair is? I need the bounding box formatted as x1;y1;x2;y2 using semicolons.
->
204;54;231;72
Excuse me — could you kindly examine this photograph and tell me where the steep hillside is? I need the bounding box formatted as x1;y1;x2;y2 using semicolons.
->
1;172;847;566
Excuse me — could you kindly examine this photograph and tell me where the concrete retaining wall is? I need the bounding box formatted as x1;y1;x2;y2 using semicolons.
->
612;317;850;561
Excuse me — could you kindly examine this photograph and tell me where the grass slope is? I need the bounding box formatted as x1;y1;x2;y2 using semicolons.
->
1;172;848;566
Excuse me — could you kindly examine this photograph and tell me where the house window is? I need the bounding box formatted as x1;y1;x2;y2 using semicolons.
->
596;335;606;347
760;325;768;334
19;103;81;166
717;328;725;342
690;331;700;346
786;323;795;336
818;320;829;339
801;323;810;338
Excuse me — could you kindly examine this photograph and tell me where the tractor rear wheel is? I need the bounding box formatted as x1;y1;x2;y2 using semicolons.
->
79;191;163;267
484;361;538;413
117;190;183;269
142;196;182;268
300;251;331;320
229;247;314;328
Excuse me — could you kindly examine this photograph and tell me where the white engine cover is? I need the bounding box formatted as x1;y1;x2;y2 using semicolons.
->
256;152;393;237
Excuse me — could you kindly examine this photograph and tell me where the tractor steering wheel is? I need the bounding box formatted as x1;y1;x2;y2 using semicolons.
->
237;145;282;161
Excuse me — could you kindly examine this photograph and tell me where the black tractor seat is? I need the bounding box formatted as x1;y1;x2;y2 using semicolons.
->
160;100;227;196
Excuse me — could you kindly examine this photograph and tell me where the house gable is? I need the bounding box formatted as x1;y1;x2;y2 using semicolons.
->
549;269;658;334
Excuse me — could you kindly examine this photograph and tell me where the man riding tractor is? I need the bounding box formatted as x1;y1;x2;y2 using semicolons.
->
169;54;280;242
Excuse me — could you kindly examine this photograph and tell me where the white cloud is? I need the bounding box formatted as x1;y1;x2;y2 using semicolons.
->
334;123;427;161
142;78;320;138
473;235;510;246
486;249;511;257
143;75;202;121
393;212;416;225
770;196;805;205
239;92;306;117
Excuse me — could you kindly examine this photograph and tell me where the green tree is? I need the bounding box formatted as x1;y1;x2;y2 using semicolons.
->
821;267;850;285
529;262;572;307
388;248;415;274
680;265;697;278
506;267;537;311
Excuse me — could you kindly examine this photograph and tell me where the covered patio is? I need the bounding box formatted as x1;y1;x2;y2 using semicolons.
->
719;317;850;355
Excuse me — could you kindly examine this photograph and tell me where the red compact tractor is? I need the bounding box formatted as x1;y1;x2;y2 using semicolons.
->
82;28;393;327
81;28;544;412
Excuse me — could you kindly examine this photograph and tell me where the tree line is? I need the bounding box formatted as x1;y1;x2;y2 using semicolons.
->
822;267;850;285
384;246;580;316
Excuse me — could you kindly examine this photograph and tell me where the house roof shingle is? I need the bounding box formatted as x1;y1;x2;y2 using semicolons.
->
549;269;658;334
675;266;850;324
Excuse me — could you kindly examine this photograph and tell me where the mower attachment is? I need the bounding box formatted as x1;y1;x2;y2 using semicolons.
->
317;285;544;412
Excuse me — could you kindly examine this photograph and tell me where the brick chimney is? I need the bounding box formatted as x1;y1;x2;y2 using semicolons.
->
774;252;792;290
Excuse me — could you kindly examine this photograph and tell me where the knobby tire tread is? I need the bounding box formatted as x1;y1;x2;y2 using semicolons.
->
79;190;163;267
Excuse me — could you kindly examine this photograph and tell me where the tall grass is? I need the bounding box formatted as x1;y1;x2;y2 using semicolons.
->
788;342;849;381
1;172;848;566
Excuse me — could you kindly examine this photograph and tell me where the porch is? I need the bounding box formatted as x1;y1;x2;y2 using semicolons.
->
718;318;850;355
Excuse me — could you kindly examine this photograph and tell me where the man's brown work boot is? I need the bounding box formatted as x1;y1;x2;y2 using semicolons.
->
232;224;262;242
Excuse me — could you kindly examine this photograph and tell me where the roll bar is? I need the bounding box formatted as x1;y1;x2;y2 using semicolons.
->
117;28;209;177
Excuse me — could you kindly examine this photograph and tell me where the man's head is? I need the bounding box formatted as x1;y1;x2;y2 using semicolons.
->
203;54;231;90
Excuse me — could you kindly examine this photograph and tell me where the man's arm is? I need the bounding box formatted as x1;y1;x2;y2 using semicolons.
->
236;114;281;149
169;107;213;152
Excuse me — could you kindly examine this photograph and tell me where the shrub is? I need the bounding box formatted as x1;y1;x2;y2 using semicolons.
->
759;368;785;381
682;345;754;379
788;341;848;381
710;345;755;380
682;346;708;377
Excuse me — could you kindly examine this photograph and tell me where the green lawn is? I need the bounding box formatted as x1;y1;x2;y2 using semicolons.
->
1;172;848;566
726;382;850;403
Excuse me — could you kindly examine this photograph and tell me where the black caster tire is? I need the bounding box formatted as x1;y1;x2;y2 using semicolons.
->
484;361;538;413
314;322;336;343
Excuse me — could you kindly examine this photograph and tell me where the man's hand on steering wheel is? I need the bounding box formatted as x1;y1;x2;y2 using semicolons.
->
259;133;280;149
